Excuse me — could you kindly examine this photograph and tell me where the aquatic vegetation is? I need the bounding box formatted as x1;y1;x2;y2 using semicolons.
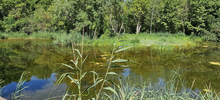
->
9;72;28;100
53;43;133;99
1;38;220;99
0;79;4;96
0;31;200;51
100;71;220;100
0;72;28;100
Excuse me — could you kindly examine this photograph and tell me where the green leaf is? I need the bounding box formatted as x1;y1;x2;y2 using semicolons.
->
111;65;129;68
70;59;81;71
82;54;89;64
114;46;134;53
74;49;82;58
80;72;88;80
89;71;99;78
107;72;118;75
82;79;103;93
67;75;79;86
102;92;113;100
115;44;131;49
112;59;128;63
62;63;75;70
103;87;119;98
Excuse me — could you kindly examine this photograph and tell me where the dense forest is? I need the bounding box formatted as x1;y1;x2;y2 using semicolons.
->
0;0;220;40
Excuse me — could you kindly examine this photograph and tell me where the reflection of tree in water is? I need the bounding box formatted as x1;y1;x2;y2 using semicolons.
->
0;42;61;86
0;40;77;87
2;40;220;98
117;46;220;93
0;48;26;86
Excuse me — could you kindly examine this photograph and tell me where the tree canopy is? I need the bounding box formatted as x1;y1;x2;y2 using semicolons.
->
0;0;220;40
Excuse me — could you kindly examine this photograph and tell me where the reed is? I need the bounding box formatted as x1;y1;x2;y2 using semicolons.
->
9;72;28;100
100;70;220;100
52;31;219;100
0;31;201;51
51;28;133;100
0;79;4;96
0;72;28;100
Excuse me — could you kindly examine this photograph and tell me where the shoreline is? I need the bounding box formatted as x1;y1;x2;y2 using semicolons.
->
0;32;202;49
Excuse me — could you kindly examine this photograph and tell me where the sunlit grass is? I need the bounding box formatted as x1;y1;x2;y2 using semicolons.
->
0;31;201;51
84;32;201;51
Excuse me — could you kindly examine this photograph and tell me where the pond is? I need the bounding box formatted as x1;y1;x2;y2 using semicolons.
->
0;40;220;99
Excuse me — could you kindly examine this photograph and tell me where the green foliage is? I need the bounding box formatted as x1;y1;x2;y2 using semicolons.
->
54;43;133;99
0;0;220;40
52;31;83;45
100;70;220;100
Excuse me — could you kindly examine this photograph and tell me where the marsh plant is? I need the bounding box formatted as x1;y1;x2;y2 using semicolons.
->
53;43;133;100
0;79;4;96
0;72;28;100
99;70;220;100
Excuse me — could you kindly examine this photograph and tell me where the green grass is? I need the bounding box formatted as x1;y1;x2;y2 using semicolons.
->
100;71;220;100
85;32;202;51
87;32;198;46
0;31;202;51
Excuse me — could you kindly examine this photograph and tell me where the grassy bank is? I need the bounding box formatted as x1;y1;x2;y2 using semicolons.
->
98;71;220;100
0;31;202;50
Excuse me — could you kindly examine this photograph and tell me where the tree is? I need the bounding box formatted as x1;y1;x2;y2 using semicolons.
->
130;0;150;34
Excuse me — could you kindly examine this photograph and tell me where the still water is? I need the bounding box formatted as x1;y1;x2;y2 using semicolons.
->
0;40;220;99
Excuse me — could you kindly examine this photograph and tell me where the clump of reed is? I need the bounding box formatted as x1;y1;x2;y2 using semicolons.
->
0;31;201;51
100;70;220;100
51;30;220;100
0;72;28;100
52;43;133;99
50;28;134;100
0;79;4;96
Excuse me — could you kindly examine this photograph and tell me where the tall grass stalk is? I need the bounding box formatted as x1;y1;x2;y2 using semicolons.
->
100;70;220;100
53;31;133;99
95;32;134;100
9;72;28;100
0;79;4;96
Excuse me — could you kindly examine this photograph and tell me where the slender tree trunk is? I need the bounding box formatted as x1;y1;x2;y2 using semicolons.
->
133;13;141;35
93;29;97;39
136;22;141;35
150;1;156;34
182;19;185;33
122;27;125;36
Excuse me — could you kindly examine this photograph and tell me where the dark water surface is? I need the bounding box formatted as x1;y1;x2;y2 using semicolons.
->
0;40;220;99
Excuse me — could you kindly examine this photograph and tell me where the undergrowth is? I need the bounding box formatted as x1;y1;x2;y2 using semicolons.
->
0;31;201;51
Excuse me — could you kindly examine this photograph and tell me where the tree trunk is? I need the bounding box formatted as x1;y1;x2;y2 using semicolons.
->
133;13;141;35
136;22;141;35
93;29;97;39
150;1;155;34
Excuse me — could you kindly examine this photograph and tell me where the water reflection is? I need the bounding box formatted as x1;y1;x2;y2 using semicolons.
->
122;68;130;78
0;40;220;99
